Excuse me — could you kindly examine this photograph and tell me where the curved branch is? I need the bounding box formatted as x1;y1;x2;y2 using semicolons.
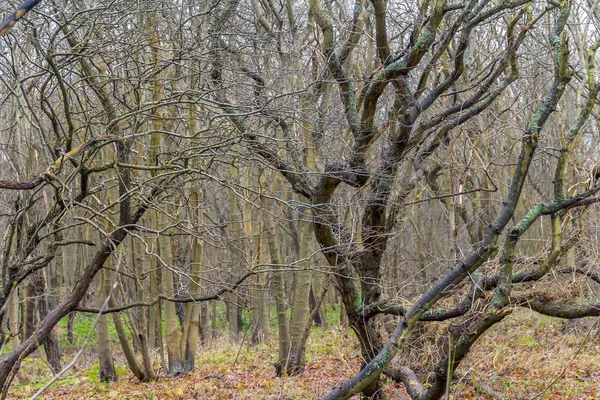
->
0;134;123;191
321;5;572;396
519;298;600;319
74;270;259;314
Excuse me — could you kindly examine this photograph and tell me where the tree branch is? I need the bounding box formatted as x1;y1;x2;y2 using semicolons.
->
0;0;41;36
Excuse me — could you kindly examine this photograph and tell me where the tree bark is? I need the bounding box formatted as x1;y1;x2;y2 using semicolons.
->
180;190;203;372
286;212;313;375
34;270;62;374
161;233;183;375
96;267;117;383
109;296;148;381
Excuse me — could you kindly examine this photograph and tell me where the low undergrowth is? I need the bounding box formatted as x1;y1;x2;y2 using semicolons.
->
7;311;600;399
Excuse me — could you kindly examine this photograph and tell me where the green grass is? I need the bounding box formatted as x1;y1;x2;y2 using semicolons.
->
211;302;341;334
1;302;342;356
7;308;600;400
85;365;128;383
55;313;128;350
324;304;340;326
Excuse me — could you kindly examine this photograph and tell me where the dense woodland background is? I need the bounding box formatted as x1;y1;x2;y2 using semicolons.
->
0;0;600;399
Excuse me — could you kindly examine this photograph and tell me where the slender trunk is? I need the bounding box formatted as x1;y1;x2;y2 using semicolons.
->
131;237;155;380
251;235;269;344
444;169;459;261
268;223;291;376
309;275;326;328
181;190;203;372
162;233;183;375
35;270;61;374
22;280;35;340
66;313;75;345
241;167;267;345
286;212;313;375
227;185;241;340
109;296;148;381
211;301;217;340
139;334;154;381
255;174;270;341
200;302;209;344
50;243;62;311
96;267;117;382
257;259;270;342
295;284;328;365
8;290;29;383
148;231;159;348
172;238;187;327
145;11;164;350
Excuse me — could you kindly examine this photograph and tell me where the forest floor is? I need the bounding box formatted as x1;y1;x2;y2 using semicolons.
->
6;310;600;399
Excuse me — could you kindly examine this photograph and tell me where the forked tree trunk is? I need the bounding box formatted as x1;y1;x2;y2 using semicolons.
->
109;296;148;381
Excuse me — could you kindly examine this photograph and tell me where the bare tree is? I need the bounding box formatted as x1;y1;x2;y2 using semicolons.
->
206;0;600;398
0;1;599;400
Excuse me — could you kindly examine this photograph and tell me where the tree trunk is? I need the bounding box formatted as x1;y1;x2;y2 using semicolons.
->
50;243;62;311
180;190;203;372
8;290;29;383
96;267;117;383
211;301;217;340
227;185;241;340
286;213;313;375
67;313;75;345
131;237;156;380
22;280;35;340
148;232;159;349
159;232;183;375
309;281;324;327
34;270;62;374
268;223;291;376
109;296;148;381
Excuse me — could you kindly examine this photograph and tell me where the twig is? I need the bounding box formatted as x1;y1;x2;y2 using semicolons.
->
455;371;506;400
232;319;255;367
